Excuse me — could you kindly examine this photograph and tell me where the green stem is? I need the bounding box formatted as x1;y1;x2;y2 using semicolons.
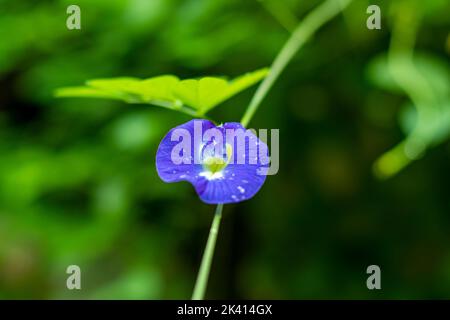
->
240;0;353;127
192;203;223;300
191;0;352;300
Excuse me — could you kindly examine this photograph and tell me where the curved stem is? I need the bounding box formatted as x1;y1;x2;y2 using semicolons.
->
240;0;353;127
192;204;223;300
191;0;353;301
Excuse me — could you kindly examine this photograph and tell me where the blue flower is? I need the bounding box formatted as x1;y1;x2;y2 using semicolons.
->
156;119;269;204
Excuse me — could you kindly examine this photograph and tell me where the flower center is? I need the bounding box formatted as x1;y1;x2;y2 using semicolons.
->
202;143;233;174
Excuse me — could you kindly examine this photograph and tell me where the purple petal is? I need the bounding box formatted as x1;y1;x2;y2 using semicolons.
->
156;119;214;184
196;164;267;204
156;119;269;204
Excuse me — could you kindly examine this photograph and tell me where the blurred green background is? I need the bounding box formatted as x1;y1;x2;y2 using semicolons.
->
0;0;449;299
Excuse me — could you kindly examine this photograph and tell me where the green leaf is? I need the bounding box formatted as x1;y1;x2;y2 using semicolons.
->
88;76;181;103
173;68;269;113
87;77;145;102
136;75;180;102
86;77;141;91
54;68;269;115
54;86;131;102
55;78;144;103
173;78;228;113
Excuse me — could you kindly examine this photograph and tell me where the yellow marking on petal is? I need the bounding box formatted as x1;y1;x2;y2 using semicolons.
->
202;143;233;174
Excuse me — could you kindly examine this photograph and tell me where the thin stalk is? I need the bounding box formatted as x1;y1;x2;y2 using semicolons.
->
240;0;352;127
191;0;352;300
192;204;223;300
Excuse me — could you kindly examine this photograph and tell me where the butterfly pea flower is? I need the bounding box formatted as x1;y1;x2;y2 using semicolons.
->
156;119;269;204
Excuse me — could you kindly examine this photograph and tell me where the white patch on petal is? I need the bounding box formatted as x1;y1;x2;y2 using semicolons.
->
237;186;245;194
199;171;224;180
